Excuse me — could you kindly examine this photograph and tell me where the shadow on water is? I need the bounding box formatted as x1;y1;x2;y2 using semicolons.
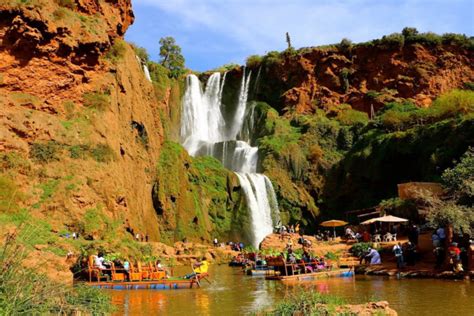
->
109;265;474;316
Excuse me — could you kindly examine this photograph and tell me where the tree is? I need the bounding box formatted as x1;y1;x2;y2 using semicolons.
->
159;36;185;78
286;32;292;49
402;27;419;39
442;147;474;205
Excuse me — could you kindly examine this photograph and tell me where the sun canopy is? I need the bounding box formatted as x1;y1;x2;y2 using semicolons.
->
320;220;348;227
361;215;408;225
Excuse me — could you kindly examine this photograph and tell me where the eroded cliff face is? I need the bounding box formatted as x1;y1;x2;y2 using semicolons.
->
0;0;167;243
240;43;474;114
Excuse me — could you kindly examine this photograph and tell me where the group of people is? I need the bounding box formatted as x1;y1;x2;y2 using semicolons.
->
277;223;300;240
92;252;169;280
281;247;331;274
391;241;418;268
228;241;245;251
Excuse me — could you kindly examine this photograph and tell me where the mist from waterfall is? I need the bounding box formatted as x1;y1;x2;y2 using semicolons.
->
180;70;279;247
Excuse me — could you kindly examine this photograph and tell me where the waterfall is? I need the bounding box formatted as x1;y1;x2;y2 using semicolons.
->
143;65;152;82
180;69;279;248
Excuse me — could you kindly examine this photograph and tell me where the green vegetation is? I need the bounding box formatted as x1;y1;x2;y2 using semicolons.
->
133;45;149;62
10;92;41;107
0;234;113;315
30;141;59;163
153;141;245;244
82;91;110;111
105;39;127;63
262;291;349;315
159;36;185;78
91;144;115;163
0;175;23;213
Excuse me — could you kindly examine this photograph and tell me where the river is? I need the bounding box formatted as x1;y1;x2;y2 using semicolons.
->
109;265;473;315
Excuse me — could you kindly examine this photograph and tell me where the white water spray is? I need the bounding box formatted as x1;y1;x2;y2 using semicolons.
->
180;69;279;247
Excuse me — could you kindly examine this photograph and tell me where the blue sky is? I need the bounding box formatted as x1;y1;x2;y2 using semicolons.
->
125;0;474;71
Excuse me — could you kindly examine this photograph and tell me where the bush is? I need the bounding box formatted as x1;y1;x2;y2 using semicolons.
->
267;290;346;315
338;38;353;52
463;82;474;91
131;43;149;63
402;27;419;38
105;39;127;63
336;109;369;126
246;55;263;68
82;91;110;111
0;234;114;315
263;51;283;66
350;242;372;257
30;141;59;163
91;144;115;163
380;33;405;48
56;0;75;9
68;144;90;159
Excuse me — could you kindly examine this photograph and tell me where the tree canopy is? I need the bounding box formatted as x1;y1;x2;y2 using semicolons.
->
159;36;185;78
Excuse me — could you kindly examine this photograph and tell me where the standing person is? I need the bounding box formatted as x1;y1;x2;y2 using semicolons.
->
135;233;140;241
295;223;300;235
436;227;446;245
405;242;417;266
432;231;441;248
447;242;462;272
393;242;404;269
433;246;445;270
213;237;219;247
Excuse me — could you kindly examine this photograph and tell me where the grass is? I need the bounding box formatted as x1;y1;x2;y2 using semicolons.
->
91;144;115;162
30;141;59;163
105;39;127;63
262;291;347;315
82;91;110;112
0;233;114;315
10;92;41;107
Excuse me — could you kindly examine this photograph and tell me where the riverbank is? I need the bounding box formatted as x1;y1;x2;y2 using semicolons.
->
259;233;473;281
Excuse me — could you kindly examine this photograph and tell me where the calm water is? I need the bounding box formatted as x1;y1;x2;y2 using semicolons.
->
109;265;474;316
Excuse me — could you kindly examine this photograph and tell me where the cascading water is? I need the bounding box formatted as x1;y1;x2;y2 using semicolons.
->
143;65;152;82
180;70;279;248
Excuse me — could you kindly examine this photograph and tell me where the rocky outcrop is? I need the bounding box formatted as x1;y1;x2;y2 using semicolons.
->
0;0;168;243
240;42;473;114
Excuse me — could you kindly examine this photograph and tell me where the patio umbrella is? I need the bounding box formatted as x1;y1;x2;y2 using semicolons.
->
320;220;348;238
361;215;408;224
376;215;408;223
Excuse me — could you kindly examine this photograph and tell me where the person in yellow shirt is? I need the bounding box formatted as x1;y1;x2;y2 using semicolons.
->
185;257;209;279
194;257;209;274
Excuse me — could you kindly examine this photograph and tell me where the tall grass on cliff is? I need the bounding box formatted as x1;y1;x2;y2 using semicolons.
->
0;232;113;315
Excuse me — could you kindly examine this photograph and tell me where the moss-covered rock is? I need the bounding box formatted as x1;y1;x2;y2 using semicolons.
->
152;141;249;244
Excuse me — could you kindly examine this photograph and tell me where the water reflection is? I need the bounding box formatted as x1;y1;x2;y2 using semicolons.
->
108;265;474;316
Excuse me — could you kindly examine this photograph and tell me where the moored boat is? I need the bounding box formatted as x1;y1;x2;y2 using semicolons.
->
265;268;352;281
82;278;199;290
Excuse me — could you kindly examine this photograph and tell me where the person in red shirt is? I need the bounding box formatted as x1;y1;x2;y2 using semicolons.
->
447;242;463;272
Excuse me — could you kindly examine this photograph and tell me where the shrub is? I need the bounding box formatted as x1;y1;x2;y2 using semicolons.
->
105;39;127;63
0;175;23;213
131;43;149;63
0;152;30;173
338;38;352;52
380;33;405;48
402;27;419;38
56;0;75;9
350;242;372;257
91;144;115;163
268;290;346;315
30;141;59;163
336;109;369;126
246;55;263;68
82;91;110;111
0;234;114;315
68;144;90;159
263;51;283;66
463;82;474;91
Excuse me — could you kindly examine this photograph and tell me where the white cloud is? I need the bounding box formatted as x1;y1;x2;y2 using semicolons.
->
130;0;473;70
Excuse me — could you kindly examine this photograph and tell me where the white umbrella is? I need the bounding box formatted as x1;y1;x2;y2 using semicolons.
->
361;215;408;225
377;215;408;223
